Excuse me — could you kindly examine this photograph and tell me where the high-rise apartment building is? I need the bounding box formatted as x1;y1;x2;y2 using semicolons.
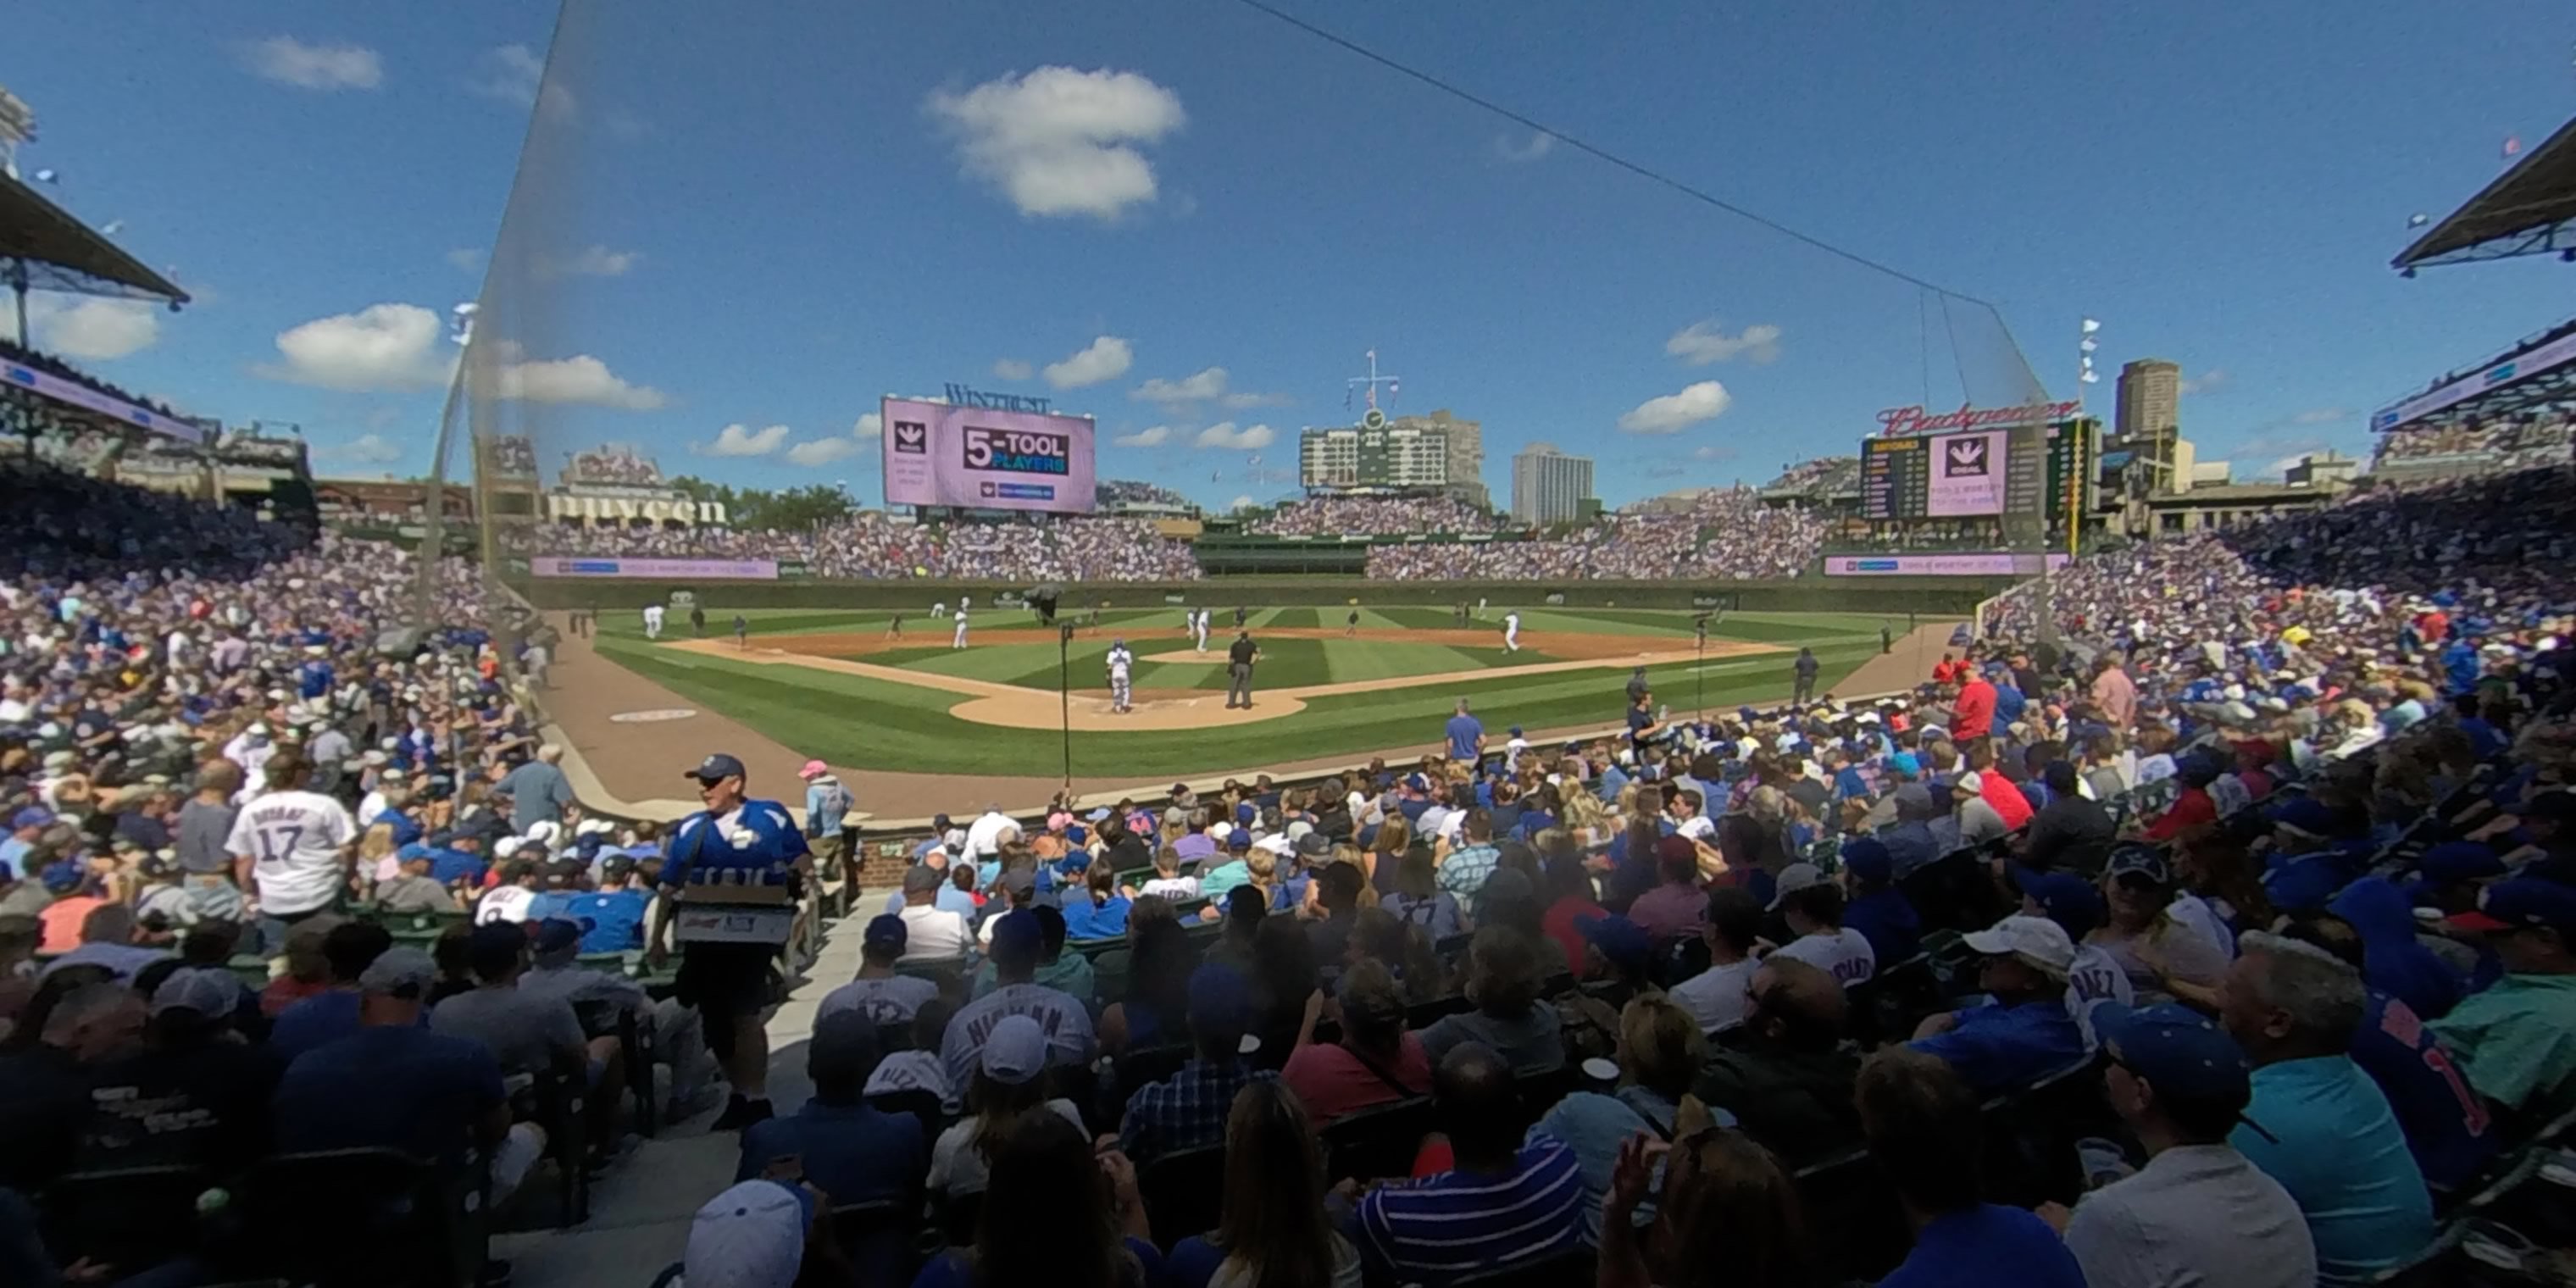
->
1511;443;1595;525
2117;358;2182;488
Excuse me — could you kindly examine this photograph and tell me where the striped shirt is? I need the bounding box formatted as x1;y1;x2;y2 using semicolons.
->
1357;1135;1588;1285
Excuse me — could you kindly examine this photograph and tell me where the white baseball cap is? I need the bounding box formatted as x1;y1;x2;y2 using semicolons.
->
1962;914;2076;977
684;1180;810;1288
1952;770;1985;794
1767;862;1825;911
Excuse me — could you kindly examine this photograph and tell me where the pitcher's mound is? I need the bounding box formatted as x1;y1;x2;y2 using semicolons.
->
948;687;1307;730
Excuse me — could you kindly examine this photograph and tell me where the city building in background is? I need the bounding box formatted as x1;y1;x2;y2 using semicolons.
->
1299;406;1486;502
1510;442;1595;524
2115;358;2182;485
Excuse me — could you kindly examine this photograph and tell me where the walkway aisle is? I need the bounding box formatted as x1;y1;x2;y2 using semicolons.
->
499;905;870;1288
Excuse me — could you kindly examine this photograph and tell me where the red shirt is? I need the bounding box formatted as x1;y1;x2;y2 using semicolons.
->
1280;1033;1434;1127
1951;679;1997;740
1980;773;2035;830
1541;894;1607;976
1932;660;1964;684
2143;786;2217;841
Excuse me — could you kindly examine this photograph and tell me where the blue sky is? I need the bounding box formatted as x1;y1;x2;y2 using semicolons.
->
9;1;2574;508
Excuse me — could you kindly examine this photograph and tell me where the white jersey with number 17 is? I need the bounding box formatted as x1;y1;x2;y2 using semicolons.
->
225;789;358;916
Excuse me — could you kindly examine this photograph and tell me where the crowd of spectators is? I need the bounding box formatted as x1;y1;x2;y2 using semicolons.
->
509;512;1203;582
0;337;183;419
1246;495;1513;537
1757;456;1861;499
1366;486;1827;581
561;445;663;489
1096;479;1196;511
2371;409;2574;474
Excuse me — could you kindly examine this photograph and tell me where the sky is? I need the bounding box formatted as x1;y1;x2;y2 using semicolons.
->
8;0;2575;510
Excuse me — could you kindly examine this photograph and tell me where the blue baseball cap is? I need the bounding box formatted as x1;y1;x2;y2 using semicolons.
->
684;752;747;783
1227;830;1252;852
532;918;586;956
2095;1002;2253;1104
1508;725;1524;736
863;914;907;953
2010;863;2108;938
2448;880;2576;937
2273;797;2338;839
1574;913;1652;974
987;909;1043;963
12;807;53;830
1840;838;1893;884
2107;845;2172;887
2417;841;2506;885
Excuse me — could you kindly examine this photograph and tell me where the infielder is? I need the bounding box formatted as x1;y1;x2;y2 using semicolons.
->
1503;609;1522;652
642;602;665;640
886;613;903;640
930;601;947;619
951;607;970;650
1107;638;1135;713
1192;608;1212;653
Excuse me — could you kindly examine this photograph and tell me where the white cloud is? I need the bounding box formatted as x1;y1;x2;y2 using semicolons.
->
925;66;1185;219
25;297;158;361
241;36;382;91
852;412;883;440
2179;368;2228;397
1133;366;1229;404
786;436;858;467
1665;320;1782;366
1194;421;1274;450
1619;380;1733;434
446;247;485;273
1494;130;1555;163
492;353;665;409
317;433;405;465
1113;425;1171;447
1690;444;1732;462
702;424;791;457
467;43;572;118
552;245;640;277
991;358;1034;381
261;303;447;391
1043;335;1133;388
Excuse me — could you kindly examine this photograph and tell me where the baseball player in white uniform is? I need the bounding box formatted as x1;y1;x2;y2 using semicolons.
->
930;601;947;620
1503;610;1522;652
642;603;665;640
1192;608;1211;653
1107;638;1135;713
952;607;970;650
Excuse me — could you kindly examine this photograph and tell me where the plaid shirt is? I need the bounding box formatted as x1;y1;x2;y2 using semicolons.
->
1436;843;1501;902
1118;1058;1277;1164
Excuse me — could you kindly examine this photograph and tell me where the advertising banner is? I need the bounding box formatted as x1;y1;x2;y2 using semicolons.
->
1923;430;2007;517
881;397;1096;514
528;558;779;580
1824;552;2072;576
0;359;204;443
2372;330;2576;431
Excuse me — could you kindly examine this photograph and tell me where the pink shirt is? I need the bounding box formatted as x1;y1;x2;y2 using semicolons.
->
2090;667;2138;730
1281;1033;1433;1126
1628;882;1710;945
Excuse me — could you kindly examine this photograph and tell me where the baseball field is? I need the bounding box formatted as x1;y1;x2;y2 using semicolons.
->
569;603;1923;786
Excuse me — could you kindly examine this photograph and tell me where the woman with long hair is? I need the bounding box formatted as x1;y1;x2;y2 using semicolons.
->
1281;958;1431;1126
1600;1114;1823;1288
1563;787;1612;848
1248;916;1319;1067
928;1015;1085;1204
1381;847;1463;941
1418;926;1563;1072
1605;786;1668;912
1062;861;1135;941
913;1110;1160;1288
1366;816;1413;900
1100;913;1194;1054
1167;1082;1363;1287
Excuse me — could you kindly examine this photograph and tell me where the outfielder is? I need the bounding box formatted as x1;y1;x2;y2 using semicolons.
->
951;607;970;650
1192;608;1211;653
642;602;665;640
1107;637;1135;713
1503;609;1522;652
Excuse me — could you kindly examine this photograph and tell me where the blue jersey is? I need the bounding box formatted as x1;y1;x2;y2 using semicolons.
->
662;798;809;887
2347;989;2498;1193
566;891;649;952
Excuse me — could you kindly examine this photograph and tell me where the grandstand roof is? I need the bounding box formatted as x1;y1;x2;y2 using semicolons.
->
2394;114;2576;271
0;170;189;303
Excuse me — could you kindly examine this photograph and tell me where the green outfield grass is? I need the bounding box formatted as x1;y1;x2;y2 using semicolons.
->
583;608;1895;778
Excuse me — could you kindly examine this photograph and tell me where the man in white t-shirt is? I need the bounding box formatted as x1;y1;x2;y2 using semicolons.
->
1673;886;1765;1034
1767;863;1877;986
819;916;944;1025
223;747;357;952
642;602;665;640
937;912;1094;1111
963;805;1020;865
893;867;973;963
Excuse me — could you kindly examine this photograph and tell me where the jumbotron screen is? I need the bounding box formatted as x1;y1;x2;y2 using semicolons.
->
881;397;1097;514
1858;420;2090;522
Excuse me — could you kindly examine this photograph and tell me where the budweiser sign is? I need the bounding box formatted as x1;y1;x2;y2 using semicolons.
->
1876;399;2083;437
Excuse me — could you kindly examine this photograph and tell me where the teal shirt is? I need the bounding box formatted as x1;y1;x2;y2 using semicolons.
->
1198;859;1252;901
2232;1056;2436;1286
2427;972;2576;1120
